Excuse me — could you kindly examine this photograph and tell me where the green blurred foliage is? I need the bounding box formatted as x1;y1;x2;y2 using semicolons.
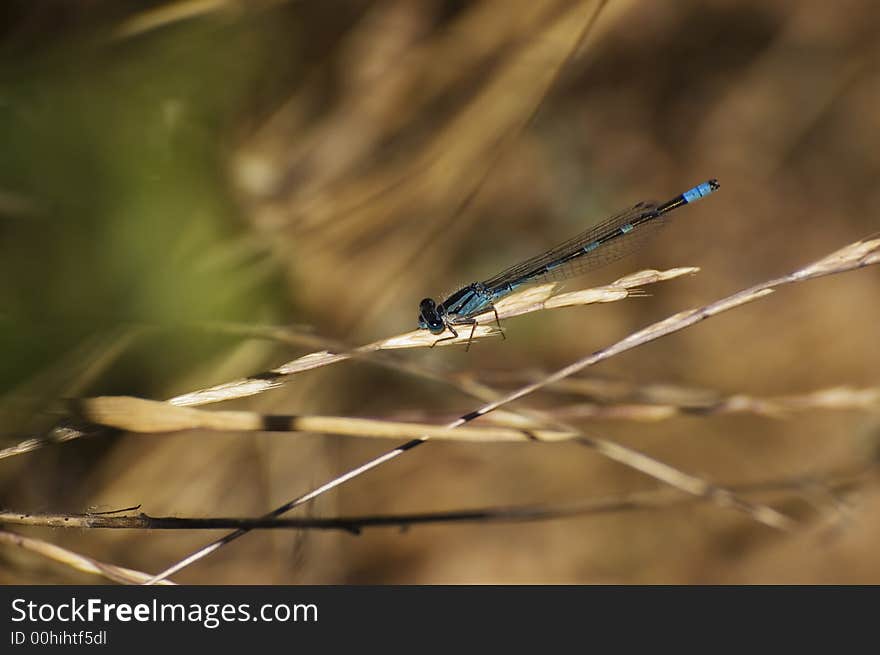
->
0;11;294;397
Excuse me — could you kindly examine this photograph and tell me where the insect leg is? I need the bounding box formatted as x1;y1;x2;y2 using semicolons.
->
430;322;459;348
491;306;506;340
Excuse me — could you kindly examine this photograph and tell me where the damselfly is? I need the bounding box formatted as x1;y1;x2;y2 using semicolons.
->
418;179;719;347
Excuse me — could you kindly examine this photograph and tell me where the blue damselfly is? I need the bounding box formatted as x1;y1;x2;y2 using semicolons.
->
417;179;720;347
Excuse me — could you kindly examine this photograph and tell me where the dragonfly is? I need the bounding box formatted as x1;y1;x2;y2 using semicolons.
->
417;179;720;348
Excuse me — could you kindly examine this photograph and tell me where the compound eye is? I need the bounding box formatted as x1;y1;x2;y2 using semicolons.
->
419;298;442;332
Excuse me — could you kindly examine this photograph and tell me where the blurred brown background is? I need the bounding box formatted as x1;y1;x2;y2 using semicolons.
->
1;0;879;583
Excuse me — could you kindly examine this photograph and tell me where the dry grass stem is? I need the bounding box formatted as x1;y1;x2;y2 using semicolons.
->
74;382;880;437
78;395;579;441
113;0;242;40
169;267;694;407
482;385;880;424
0;529;175;585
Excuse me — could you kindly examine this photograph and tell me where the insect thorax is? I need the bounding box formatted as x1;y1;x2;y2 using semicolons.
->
440;282;493;321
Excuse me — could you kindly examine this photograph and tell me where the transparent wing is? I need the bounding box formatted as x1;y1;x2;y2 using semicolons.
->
481;201;664;291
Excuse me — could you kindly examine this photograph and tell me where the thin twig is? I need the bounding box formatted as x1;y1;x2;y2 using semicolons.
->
2;465;872;533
